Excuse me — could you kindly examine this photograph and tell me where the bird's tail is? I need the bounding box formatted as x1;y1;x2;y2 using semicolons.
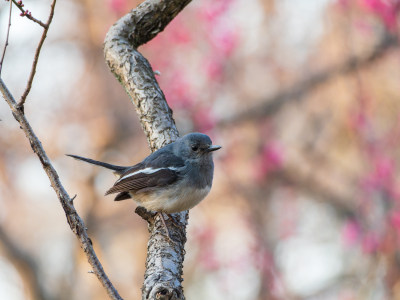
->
66;154;127;173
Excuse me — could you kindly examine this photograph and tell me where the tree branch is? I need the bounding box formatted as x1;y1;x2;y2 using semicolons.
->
11;0;47;28
0;0;12;76
104;0;192;299
0;224;51;300
0;78;122;300
17;0;56;108
219;33;398;126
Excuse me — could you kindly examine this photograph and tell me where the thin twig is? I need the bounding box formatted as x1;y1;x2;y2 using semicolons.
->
0;0;13;76
0;78;123;300
11;0;47;28
17;0;56;108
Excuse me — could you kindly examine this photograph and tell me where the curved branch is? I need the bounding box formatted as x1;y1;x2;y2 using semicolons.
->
0;78;122;300
104;0;192;299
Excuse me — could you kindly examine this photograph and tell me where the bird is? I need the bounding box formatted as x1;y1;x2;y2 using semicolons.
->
67;132;221;239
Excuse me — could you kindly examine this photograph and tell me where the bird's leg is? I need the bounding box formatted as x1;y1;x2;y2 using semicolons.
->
158;212;172;241
167;213;181;228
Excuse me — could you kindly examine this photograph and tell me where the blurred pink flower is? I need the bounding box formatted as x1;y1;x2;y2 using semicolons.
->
264;142;284;167
194;227;220;271
163;72;193;108
193;107;216;132
212;28;238;57
349;110;368;132
360;0;400;30
204;57;224;81
374;156;395;183
362;232;379;253
342;220;361;246
108;0;128;15
390;211;400;231
168;18;192;44
254;141;284;180
198;0;233;23
360;156;395;193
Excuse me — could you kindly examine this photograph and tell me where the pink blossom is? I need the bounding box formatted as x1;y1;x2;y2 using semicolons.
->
336;0;352;9
162;72;193;108
194;227;220;270
360;156;395;193
212;28;238;57
108;0;127;15
342;220;361;246
167;18;192;44
198;0;233;23
349;110;368;132
374;156;395;183
390;211;400;231
261;141;284;169
360;0;400;30
204;57;224;81
362;232;379;253
193;107;216;132
254;141;284;180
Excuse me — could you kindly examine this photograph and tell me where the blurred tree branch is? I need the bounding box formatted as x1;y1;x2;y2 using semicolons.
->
0;225;50;300
219;33;398;126
103;0;192;299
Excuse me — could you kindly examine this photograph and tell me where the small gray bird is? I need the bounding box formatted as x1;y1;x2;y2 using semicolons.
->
68;132;221;238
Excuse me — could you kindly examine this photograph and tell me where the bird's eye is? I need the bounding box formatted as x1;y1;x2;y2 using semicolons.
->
191;145;199;151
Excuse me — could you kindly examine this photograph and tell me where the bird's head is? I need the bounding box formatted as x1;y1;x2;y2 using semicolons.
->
176;133;221;161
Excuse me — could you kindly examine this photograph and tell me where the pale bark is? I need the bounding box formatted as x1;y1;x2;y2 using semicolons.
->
103;0;192;299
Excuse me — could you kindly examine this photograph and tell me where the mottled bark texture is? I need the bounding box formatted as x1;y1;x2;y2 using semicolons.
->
103;0;192;299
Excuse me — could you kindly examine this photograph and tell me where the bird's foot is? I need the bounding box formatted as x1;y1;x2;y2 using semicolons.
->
158;212;176;243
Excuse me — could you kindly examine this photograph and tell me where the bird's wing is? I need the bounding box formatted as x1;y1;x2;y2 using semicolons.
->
142;146;185;168
105;168;180;195
105;149;185;195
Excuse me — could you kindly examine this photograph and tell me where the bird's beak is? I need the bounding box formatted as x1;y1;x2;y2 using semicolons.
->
207;145;221;152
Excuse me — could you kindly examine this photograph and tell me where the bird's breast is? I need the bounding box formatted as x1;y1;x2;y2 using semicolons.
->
130;184;211;213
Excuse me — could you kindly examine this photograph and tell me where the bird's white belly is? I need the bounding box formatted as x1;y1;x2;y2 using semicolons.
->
131;185;211;213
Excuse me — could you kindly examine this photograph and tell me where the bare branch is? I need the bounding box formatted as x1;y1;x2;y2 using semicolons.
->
219;34;398;126
0;0;12;76
0;78;122;300
104;0;192;298
0;224;51;300
17;0;56;108
11;0;47;28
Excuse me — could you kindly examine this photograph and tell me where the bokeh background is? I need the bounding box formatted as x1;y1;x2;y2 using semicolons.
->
1;0;400;299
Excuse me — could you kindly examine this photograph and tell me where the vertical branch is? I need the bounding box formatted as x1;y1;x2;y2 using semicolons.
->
0;0;13;75
104;0;192;299
18;0;57;108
